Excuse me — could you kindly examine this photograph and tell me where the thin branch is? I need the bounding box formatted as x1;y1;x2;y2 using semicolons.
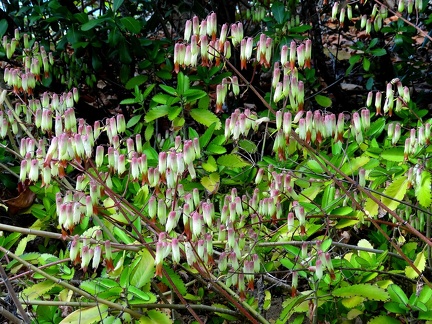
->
0;262;31;323
0;246;144;319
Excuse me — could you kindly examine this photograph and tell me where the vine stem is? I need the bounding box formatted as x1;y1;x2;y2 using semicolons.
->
0;246;144;319
0;261;31;323
23;300;240;317
0;305;23;324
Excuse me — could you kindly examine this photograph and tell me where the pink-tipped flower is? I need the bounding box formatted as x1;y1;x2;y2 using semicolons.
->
287;212;295;232
281;44;288;67
240;38;247;70
174;43;186;73
397;0;405;13
184;242;196;267
331;1;339;20
218;252;228;272
297;43;305;68
81;245;91;273
352;112;361;133
70;236;80;264
216;84;226;113
375;92;382;115
272;63;281;89
366;91;373;107
200;35;209;67
273;82;283;103
339;8;346;28
92;245;102;270
315;259;323;280
407;0;414;14
184;19;192;42
264;37;272;67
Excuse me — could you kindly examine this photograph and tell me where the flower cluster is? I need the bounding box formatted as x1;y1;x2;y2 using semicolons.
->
69;230;113;273
366;79;411;116
2;31;54;94
174;13;231;71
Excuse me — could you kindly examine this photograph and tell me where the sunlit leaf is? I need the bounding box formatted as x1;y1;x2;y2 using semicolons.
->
59;305;109;324
190;109;221;129
21;280;56;300
129;249;155;288
332;284;389;301
139;310;172;324
405;251;426;279
416;171;431;208
201;173;220;195
381;176;408;211
217;154;250;168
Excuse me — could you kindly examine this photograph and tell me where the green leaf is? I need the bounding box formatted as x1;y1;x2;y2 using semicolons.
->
160;266;187;295
271;1;285;24
113;0;124;12
145;106;169;122
363;57;370;71
198;95;210;110
349;54;362;65
331;206;354;216
381;176;408;211
199;122;216;149
367;118;386;137
184;89;207;101
381;148;404;162
129;249;155;288
405;251;426;279
160;84;177;96
289;25;312;33
125;75;148;90
188;127;199;140
59;305;109;324
384;302;409;314
0;20;8;39
416;171;431;208
190;109;221;129
206;144;226;154
368;315;401;324
306;160;324;174
387;284;408;305
155;70;172;80
340;156;370;175
120;17;141;34
127;285;150;301
167;106;182;121
276;294;310;324
332;284;389;301
145;123;154;141
81;18;106;31
127;115;142;128
238;139;258;153
315;95;332;108
370;48;387;56
217;154;250;168
211;304;238;321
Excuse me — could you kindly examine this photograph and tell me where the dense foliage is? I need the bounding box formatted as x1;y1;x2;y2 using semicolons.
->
0;0;432;323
